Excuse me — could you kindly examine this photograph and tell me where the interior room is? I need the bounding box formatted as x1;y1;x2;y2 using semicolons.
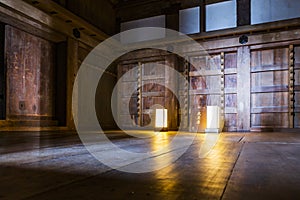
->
0;0;300;199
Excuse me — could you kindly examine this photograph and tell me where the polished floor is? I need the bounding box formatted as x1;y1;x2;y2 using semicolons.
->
1;131;300;200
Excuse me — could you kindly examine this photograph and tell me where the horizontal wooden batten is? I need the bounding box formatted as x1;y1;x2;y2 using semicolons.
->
142;92;165;97
294;64;300;69
251;85;288;93
189;90;221;95
224;68;237;75
189;70;222;77
251;106;289;114
224;88;237;94
142;76;165;81
251;65;289;73
225;107;237;114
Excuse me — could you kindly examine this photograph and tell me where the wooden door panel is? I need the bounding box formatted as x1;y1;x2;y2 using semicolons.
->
250;48;289;129
251;113;289;128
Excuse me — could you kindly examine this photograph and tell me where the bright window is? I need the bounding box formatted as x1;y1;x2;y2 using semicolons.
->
206;0;237;31
179;7;200;34
251;0;300;25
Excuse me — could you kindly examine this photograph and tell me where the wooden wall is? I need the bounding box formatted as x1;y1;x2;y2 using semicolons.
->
5;26;55;122
117;50;179;130
116;30;300;132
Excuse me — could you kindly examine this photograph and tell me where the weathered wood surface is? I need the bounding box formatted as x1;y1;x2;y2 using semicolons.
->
5;26;55;120
250;47;289;129
237;46;251;131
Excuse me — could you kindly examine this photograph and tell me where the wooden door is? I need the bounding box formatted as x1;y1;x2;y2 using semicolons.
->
189;54;222;132
250;48;289;129
117;59;178;130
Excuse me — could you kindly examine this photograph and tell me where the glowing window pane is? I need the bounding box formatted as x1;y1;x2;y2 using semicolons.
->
206;0;237;31
251;0;300;25
179;7;200;34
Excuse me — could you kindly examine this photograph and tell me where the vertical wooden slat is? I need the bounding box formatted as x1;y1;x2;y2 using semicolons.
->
288;45;295;128
66;37;78;130
237;46;251;131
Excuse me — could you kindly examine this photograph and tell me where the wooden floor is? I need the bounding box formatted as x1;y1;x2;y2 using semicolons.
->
1;131;300;200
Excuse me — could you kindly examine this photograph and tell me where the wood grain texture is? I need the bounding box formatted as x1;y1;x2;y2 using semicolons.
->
6;26;55;119
237;46;251;131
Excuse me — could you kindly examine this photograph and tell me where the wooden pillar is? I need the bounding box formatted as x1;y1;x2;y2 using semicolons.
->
165;55;179;130
237;46;251;131
237;0;251;26
66;37;78;130
0;23;5;120
200;0;206;33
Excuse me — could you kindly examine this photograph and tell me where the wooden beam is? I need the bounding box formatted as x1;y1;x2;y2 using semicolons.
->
23;0;109;40
0;0;105;47
237;0;250;26
0;3;65;42
236;46;250;131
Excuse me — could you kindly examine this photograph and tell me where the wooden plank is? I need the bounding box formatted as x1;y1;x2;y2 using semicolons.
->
189;89;221;95
225;74;237;89
224;88;237;94
251;106;289;113
225;107;237;114
237;46;251;131
224;114;237;129
251;86;288;93
251;65;289;73
189;70;222;76
251;113;289;128
251;92;289;108
224;68;237;74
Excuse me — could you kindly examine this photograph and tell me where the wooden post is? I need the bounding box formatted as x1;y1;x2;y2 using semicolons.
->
0;23;5;120
165;55;179;130
200;0;206;33
237;0;251;26
237;46;251;131
66;37;78;130
288;45;295;128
